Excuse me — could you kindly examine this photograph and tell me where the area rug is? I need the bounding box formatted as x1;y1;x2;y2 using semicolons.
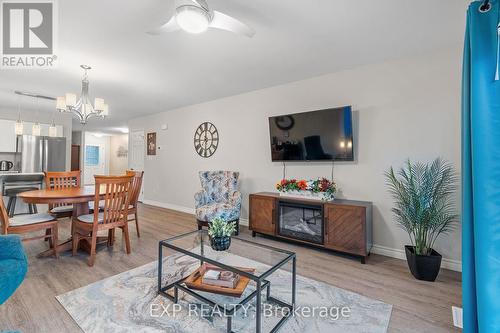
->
56;251;392;333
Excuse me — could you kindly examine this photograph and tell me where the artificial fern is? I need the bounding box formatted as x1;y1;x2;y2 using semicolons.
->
385;158;458;256
208;217;236;238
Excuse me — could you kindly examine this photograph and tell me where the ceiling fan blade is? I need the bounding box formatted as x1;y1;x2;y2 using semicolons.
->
146;16;180;35
190;0;209;11
209;10;255;37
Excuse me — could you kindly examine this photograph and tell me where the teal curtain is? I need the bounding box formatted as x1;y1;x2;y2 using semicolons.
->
462;1;500;332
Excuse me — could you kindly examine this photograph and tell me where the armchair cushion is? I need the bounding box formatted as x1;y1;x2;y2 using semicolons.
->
195;203;240;222
194;171;242;222
0;235;28;305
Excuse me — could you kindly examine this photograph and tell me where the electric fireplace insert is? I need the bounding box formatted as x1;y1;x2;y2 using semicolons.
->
277;201;324;244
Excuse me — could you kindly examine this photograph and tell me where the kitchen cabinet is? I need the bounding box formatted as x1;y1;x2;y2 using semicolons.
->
0;120;17;152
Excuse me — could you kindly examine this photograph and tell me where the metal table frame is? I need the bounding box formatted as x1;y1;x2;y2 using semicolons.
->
158;230;296;333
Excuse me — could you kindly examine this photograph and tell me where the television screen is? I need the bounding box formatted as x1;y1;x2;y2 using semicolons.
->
269;106;354;161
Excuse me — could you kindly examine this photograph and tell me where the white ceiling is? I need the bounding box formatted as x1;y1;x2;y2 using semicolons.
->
0;0;470;133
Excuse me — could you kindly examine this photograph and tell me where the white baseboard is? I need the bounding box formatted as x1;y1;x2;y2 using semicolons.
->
142;200;461;272
142;200;195;215
371;244;462;272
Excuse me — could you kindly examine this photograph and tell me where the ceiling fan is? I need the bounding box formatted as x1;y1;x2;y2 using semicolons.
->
147;0;255;37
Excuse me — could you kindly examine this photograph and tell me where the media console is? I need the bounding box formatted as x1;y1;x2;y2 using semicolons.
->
249;192;372;263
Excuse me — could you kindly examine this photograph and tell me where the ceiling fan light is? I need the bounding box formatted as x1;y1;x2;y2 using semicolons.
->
176;5;210;34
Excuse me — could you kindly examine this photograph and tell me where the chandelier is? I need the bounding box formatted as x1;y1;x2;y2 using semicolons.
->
56;65;109;124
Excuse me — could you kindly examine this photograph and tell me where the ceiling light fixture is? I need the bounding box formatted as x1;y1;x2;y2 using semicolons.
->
57;65;109;124
175;5;210;33
32;97;41;136
15;95;23;135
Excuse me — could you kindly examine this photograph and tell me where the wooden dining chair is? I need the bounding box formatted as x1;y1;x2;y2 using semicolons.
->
0;195;58;258
45;171;81;218
126;170;144;237
72;175;133;267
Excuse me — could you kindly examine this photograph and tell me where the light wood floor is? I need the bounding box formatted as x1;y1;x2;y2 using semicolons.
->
0;203;461;332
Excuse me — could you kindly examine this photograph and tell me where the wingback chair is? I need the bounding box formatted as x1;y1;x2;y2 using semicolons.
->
195;171;241;235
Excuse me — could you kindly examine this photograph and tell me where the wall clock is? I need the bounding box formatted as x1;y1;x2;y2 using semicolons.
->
275;115;295;130
194;122;219;158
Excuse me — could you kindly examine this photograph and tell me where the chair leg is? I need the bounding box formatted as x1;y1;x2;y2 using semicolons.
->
52;225;59;259
134;211;140;238
9;196;16;217
107;229;113;247
72;233;79;256
46;228;53;248
123;225;131;254
6;197;12;215
32;204;38;214
88;232;97;267
235;219;240;236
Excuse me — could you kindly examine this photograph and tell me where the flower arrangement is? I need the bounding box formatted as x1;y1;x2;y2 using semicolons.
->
275;177;337;200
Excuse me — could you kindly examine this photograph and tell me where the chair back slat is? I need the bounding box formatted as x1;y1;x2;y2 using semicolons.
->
126;170;144;208
0;195;10;233
45;171;81;209
94;175;133;227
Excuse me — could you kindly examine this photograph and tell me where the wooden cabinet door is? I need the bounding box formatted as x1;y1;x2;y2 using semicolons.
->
324;204;366;255
249;195;276;235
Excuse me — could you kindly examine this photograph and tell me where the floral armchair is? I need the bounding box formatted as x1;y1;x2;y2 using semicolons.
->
194;171;241;235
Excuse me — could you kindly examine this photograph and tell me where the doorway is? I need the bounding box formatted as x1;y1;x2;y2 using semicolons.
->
84;144;106;185
71;145;81;171
129;130;145;201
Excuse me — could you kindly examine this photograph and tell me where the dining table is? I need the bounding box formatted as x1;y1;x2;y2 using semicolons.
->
18;184;108;257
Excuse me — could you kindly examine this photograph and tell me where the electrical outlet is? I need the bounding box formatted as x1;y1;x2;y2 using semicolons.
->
452;306;463;329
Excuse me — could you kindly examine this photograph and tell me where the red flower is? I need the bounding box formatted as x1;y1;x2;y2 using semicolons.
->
297;180;307;190
280;179;288;186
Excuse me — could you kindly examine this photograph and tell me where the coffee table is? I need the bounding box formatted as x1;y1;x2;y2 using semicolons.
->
158;230;296;333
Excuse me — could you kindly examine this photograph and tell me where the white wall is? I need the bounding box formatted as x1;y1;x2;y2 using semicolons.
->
128;47;462;269
109;134;129;175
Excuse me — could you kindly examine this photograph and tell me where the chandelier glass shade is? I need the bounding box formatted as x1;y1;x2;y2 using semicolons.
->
56;65;108;124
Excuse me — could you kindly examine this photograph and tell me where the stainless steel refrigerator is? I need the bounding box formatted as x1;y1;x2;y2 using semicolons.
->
16;135;66;173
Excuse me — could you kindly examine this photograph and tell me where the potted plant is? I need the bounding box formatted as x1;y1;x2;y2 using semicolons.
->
208;218;237;251
385;158;457;281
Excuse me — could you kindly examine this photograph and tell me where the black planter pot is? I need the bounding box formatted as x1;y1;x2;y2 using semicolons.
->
405;245;442;282
210;236;231;251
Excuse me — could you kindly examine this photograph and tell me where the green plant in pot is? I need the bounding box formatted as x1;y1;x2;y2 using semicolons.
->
385;158;458;281
208;217;236;251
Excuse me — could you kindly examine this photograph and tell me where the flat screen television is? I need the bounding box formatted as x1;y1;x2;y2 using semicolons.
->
269;106;354;161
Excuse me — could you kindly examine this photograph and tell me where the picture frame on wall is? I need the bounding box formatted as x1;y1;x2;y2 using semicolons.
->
147;132;156;155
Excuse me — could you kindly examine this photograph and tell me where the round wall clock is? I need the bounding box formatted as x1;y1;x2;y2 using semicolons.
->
194;122;219;158
275;115;295;130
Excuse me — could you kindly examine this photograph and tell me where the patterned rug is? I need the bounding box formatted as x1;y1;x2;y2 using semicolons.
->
56;251;392;333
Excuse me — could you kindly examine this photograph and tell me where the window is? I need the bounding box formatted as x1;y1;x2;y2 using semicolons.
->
85;145;100;166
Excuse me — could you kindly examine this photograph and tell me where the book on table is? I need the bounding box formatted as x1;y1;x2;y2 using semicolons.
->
202;269;240;289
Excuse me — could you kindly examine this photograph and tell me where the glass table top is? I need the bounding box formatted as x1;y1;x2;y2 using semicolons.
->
160;230;295;280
